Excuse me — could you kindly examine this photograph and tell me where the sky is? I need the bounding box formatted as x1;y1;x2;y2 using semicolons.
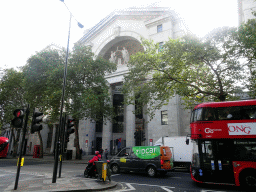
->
0;0;238;70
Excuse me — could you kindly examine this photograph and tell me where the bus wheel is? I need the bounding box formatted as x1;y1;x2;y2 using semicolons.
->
147;166;157;177
111;164;120;174
241;172;256;187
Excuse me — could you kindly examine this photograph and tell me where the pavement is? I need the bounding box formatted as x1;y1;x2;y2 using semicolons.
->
3;154;117;192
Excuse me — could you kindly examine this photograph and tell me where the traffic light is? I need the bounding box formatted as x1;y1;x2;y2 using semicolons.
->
11;109;24;128
65;119;75;144
142;131;146;141
67;118;75;134
134;131;138;139
31;111;43;134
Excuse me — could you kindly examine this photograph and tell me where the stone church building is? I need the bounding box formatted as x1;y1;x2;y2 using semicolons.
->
2;7;191;158
69;7;192;156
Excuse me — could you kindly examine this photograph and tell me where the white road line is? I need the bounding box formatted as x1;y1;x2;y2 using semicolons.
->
110;174;120;177
125;183;136;191
120;182;175;188
200;190;226;192
161;186;174;192
102;183;136;192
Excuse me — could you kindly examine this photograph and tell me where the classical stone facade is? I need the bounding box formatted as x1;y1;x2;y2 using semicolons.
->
69;7;191;156
238;0;256;25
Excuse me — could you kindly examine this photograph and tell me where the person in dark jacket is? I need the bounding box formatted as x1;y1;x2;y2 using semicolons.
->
104;149;109;160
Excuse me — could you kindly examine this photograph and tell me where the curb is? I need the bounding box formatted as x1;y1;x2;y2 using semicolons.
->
59;181;118;192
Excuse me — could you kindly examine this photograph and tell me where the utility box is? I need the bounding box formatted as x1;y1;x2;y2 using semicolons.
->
33;145;40;158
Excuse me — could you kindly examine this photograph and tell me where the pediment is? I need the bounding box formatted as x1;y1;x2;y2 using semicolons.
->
79;7;178;44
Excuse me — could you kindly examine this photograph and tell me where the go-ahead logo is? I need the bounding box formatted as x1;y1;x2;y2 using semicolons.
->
205;128;222;133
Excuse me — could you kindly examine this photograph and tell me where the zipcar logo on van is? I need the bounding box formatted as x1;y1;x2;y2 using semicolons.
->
205;128;222;134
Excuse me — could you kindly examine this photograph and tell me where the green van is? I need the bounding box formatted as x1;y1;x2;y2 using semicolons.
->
109;146;174;177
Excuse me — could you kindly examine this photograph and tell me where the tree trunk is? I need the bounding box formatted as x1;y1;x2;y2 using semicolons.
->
38;131;44;158
218;92;227;101
75;120;81;159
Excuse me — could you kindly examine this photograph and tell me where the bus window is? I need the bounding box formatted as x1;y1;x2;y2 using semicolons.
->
201;141;213;159
190;110;195;123
215;106;256;120
191;108;203;122
203;108;216;121
234;140;256;161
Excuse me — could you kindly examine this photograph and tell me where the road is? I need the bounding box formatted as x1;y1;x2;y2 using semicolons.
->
0;158;248;192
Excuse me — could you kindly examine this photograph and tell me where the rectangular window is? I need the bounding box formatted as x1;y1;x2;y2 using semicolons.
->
96;114;103;132
161;110;168;125
157;24;162;33
158;42;164;52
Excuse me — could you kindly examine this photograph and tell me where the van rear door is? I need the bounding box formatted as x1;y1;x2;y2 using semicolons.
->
160;146;173;170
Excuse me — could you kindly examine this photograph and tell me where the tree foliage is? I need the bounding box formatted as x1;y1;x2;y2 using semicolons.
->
235;12;256;97
0;68;25;129
66;44;116;121
122;27;244;119
22;48;65;121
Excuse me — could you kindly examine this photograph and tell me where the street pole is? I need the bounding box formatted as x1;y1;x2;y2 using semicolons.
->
52;12;71;184
14;104;30;190
52;0;83;183
59;114;66;178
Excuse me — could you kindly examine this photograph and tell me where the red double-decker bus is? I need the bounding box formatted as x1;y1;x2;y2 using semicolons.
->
189;99;256;187
0;137;9;158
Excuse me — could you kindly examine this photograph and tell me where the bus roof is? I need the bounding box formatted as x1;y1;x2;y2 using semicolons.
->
194;100;256;110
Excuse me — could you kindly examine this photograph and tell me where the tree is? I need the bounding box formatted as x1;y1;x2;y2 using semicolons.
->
0;68;25;157
122;27;244;119
235;12;256;97
22;47;65;158
66;44;116;159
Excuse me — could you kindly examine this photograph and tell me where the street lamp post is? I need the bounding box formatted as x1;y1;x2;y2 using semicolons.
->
52;0;83;183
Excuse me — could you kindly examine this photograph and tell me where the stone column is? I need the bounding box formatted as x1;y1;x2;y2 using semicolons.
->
125;100;135;147
102;86;113;151
102;119;112;152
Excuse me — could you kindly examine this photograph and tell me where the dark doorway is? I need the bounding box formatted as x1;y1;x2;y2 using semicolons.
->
96;137;102;152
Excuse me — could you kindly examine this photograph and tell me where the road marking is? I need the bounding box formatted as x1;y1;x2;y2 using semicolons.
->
111;174;120;177
102;183;136;192
120;182;175;188
125;183;136;191
201;190;227;192
161;186;174;192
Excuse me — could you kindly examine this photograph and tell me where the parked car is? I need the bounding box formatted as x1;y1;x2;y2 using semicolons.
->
109;146;174;177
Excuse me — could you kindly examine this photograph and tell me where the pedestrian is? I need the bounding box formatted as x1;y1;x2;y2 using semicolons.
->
88;151;102;177
104;149;109;160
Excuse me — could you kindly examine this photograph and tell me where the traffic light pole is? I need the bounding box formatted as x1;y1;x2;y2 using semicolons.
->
14;104;30;190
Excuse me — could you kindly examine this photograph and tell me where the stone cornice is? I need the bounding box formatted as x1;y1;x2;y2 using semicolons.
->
78;7;178;44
